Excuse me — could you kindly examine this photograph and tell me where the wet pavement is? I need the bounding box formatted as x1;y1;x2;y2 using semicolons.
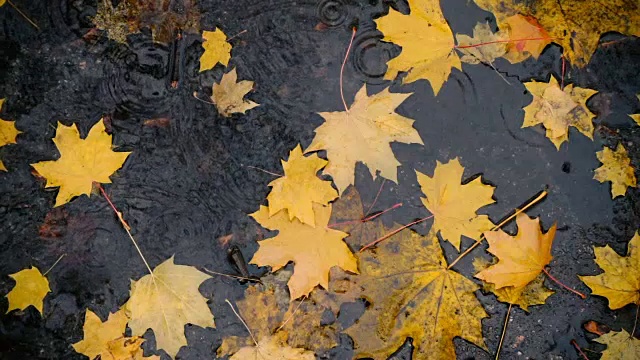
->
0;0;639;359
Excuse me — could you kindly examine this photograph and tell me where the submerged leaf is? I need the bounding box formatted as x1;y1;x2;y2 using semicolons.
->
306;86;423;194
593;143;637;198
230;332;315;360
212;67;259;117
5;267;50;315
31;119;131;207
124;257;214;358
593;329;640;360
376;0;461;94
328;185;388;249
93;0;200;43
522;76;597;149
267;144;337;227
473;0;640;66
456;22;507;65
499;15;551;63
579;232;640;310
346;228;487;359
416;158;495;251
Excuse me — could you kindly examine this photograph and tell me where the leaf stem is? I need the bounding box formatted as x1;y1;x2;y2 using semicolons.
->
202;267;259;283
570;340;589;360
454;36;555;49
365;178;386;216
98;184;154;276
6;0;39;30
42;254;66;276
243;165;283;177
327;202;402;228
447;188;548;270
542;267;586;299
340;27;356;113
359;215;433;252
632;302;639;338
225;299;259;347
276;295;306;332
560;54;566;90
495;303;512;360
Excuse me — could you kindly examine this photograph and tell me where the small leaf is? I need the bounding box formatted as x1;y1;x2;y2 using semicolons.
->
31;119;131;206
579;232;640;310
267;144;337;226
456;22;507;64
0;98;20;172
212;67;259;117
200;29;231;72
522;76;597;149
5;267;50;315
593;143;637;198
416;158;495;251
72;309;129;359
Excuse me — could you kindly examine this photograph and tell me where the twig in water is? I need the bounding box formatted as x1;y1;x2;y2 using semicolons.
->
495;303;512;360
6;0;39;30
43;254;66;276
339;27;357;113
98;184;154;277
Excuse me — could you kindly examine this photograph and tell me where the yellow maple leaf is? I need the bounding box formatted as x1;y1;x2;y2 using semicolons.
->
376;0;461;94
31;119;131;207
476;213;556;289
199;29;231;72
579;232;640;310
305;86;423;195
103;337;160;360
473;258;553;311
72;309;129;359
473;0;640;66
345;228;487;359
250;203;358;300
0;0;5;7
455;22;507;65
5;266;50;315
230;332;315;360
630;94;640;125
212;67;259;117
124;257;215;358
499;15;551;63
593;329;640;360
416;158;495;251
522;76;597;150
267;144;337;227
0;98;21;172
593;143;637;198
